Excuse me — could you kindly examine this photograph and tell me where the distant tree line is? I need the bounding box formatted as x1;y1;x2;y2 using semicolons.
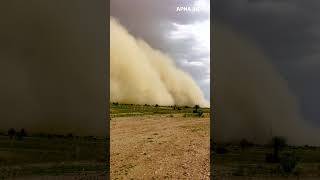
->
213;136;300;175
7;128;27;140
4;128;99;141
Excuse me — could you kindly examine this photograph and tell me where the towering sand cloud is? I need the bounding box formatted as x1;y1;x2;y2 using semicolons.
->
110;17;208;107
213;23;319;146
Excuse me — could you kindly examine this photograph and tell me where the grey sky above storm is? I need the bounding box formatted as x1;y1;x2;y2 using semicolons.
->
110;0;210;101
214;0;320;125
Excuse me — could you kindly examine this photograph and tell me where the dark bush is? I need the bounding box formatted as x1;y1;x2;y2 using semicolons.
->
7;128;16;139
57;134;65;138
280;152;299;175
15;132;22;140
20;128;27;137
272;136;287;150
155;104;159;107
270;136;287;163
67;133;74;138
15;129;27;140
240;139;253;149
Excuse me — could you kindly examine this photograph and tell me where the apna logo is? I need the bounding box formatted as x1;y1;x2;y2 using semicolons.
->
176;6;201;12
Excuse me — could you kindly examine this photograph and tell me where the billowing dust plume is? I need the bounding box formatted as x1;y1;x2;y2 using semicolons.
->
212;23;320;146
110;17;208;107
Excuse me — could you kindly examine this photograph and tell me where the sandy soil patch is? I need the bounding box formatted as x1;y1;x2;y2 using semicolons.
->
110;115;210;179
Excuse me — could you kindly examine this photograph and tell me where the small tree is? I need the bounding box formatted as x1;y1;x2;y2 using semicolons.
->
16;132;22;140
280;152;299;175
240;138;253;149
67;133;74;139
155;104;159;107
16;128;27;140
8;128;16;139
194;105;200;110
272;136;287;162
20;128;27;137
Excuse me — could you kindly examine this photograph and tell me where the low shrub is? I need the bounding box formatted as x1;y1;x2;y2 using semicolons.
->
240;139;254;149
280;152;299;175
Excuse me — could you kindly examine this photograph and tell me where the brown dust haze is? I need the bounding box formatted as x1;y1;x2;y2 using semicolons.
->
110;17;209;107
0;1;107;136
212;23;320;146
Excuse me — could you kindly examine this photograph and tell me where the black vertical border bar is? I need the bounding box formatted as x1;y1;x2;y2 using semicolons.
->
105;0;110;179
210;1;215;180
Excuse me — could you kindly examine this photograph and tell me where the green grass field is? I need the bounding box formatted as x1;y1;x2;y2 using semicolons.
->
213;142;320;178
0;134;107;179
110;103;210;117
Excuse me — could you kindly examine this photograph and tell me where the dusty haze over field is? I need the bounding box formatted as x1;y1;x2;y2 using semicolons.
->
110;18;208;107
213;23;320;146
213;0;320;146
0;1;107;136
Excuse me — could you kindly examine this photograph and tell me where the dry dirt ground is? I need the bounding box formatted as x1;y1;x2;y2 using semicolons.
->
110;114;210;179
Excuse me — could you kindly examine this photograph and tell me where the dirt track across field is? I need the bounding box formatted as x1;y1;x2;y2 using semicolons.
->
110;115;210;179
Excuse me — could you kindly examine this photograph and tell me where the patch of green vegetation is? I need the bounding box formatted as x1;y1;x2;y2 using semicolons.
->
214;138;320;177
110;103;209;117
0;162;105;179
0;132;107;178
